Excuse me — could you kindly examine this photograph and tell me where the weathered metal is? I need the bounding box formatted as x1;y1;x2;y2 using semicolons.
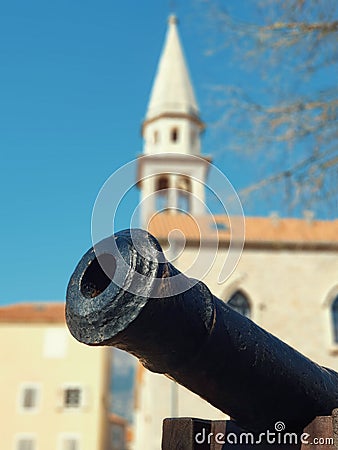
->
66;229;338;434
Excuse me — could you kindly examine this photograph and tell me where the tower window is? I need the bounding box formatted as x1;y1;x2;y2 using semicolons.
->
156;175;169;192
155;175;169;211
331;295;338;343
177;176;191;192
171;127;179;143
153;130;159;144
176;176;191;213
227;291;251;318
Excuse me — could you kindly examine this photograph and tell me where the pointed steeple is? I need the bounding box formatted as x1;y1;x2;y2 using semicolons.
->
138;16;210;228
145;15;201;122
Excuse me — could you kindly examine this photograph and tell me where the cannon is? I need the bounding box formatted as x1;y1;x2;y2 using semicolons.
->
66;229;338;434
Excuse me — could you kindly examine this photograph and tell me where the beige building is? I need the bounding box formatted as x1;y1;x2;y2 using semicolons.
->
132;15;338;450
0;302;116;450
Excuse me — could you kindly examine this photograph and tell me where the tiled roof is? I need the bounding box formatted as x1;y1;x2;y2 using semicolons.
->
0;302;65;324
148;213;338;249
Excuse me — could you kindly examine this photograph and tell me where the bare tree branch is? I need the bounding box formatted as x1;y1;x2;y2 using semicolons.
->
263;20;338;33
197;0;338;218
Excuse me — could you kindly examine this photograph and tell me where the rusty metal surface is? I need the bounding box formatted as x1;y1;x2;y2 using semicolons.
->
66;229;338;434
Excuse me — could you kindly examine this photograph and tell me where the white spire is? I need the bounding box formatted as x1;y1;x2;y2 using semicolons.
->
145;15;200;120
138;15;210;227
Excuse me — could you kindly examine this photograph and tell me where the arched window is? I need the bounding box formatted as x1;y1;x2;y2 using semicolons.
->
155;175;169;211
171;127;179;143
227;291;251;318
156;175;169;192
176;176;191;213
177;176;191;193
331;295;338;343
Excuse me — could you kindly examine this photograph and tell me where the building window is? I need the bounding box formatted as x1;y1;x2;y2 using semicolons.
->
23;388;37;409
153;130;159;143
17;441;34;450
59;434;81;450
19;384;40;412
16;436;36;450
64;387;82;408
62;438;79;450
171;127;179;143
331;295;338;343
227;291;251;318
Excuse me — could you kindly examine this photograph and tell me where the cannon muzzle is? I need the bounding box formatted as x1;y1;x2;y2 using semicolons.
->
66;229;338;433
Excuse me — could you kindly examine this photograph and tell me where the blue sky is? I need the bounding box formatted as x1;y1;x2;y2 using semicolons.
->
0;1;190;305
0;1;236;305
0;1;334;305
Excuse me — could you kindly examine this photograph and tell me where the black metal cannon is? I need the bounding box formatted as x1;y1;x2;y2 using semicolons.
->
66;229;338;434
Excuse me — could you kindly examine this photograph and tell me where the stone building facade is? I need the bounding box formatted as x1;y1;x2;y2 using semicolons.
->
132;15;338;450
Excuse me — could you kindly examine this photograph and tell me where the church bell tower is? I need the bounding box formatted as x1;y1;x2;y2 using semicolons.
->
138;15;211;228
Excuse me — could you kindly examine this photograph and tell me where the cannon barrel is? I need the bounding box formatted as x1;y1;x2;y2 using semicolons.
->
66;229;338;433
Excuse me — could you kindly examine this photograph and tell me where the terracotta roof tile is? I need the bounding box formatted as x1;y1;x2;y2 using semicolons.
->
0;302;65;324
148;213;338;248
